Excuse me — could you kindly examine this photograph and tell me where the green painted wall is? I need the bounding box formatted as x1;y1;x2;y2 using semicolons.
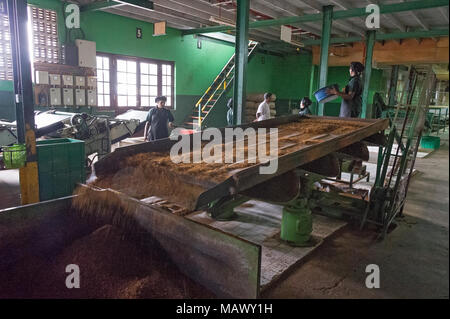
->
81;11;235;97
203;52;313;128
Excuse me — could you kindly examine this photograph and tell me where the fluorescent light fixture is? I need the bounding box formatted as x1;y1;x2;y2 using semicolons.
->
200;32;236;44
209;16;235;27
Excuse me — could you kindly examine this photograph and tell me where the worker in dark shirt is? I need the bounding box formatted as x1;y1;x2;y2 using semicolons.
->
327;62;364;118
299;97;312;116
144;96;175;141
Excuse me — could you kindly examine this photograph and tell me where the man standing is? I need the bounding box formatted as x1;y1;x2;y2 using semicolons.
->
256;92;272;121
144;96;175;141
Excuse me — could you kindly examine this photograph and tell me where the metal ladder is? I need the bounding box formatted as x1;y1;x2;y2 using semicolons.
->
362;65;436;238
183;41;259;130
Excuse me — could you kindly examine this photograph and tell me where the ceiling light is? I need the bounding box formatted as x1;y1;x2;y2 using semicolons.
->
209;16;235;27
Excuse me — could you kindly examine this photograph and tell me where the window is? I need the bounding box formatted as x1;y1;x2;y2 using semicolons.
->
117;59;137;107
140;62;158;107
29;7;60;64
0;7;60;80
0;14;12;80
96;56;110;107
96;53;174;109
161;64;173;106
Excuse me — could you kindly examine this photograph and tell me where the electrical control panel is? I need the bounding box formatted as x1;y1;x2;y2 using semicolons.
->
75;39;97;68
87;89;97;106
35;71;49;85
87;76;97;88
75;89;86;106
49;74;61;86
75;76;86;87
63;88;74;106
50;88;61;106
62;75;74;86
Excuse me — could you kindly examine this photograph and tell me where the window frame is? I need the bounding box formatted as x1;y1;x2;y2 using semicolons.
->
96;52;175;111
96;55;112;108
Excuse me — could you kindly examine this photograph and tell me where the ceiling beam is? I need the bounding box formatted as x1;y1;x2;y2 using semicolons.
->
110;5;200;28
249;0;323;37
254;0;353;36
182;0;449;35
80;0;154;12
292;0;365;36
302;28;449;46
438;7;449;23
364;0;406;32
163;0;283;42
105;7;189;29
329;0;390;34
405;8;429;30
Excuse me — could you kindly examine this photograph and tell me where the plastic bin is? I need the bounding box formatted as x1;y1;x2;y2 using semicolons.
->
420;136;440;150
3;144;26;169
314;84;340;104
37;138;85;201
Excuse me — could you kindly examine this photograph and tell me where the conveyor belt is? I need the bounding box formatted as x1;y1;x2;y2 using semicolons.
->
93;115;389;210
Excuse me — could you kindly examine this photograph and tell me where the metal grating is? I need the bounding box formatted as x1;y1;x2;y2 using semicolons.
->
30;6;60;64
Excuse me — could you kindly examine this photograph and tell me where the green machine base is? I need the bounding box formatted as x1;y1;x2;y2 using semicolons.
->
280;198;313;246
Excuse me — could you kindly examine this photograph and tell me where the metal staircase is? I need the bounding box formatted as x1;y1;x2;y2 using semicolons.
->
184;41;259;130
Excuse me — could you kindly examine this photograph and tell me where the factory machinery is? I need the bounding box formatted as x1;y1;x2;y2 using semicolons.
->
0;68;435;298
1;113;395;297
0;109;148;168
0;67;435;298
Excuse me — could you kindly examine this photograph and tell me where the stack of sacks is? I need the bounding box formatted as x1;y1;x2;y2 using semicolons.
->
244;93;277;123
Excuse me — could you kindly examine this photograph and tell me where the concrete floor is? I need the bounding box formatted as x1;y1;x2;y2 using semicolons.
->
263;137;449;299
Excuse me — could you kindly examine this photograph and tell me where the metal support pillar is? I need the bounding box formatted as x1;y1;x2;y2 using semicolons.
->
318;5;333;116
232;0;249;125
7;0;40;204
362;30;376;119
388;65;400;106
309;64;318;115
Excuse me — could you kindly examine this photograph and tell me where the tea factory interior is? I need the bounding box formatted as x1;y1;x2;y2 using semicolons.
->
0;0;448;299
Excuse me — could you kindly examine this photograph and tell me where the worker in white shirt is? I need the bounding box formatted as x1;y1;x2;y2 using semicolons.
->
256;92;272;121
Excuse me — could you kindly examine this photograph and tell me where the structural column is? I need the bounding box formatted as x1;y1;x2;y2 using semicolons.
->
362;30;376;119
7;0;40;204
318;5;333;116
388;65;400;106
233;0;250;125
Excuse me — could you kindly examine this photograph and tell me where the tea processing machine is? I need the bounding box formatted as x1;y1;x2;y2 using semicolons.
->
0;109;429;298
0;109;148;166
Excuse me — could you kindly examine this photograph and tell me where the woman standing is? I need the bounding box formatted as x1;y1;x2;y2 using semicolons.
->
328;62;365;118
